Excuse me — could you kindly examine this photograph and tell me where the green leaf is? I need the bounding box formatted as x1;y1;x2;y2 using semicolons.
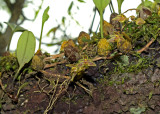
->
47;44;54;47
39;6;50;50
93;0;110;12
33;0;44;20
17;31;36;66
42;6;50;25
144;0;153;8
154;0;160;3
117;0;124;14
92;0;110;38
4;22;26;33
5;22;27;51
46;26;59;36
14;31;36;80
68;1;74;15
62;17;66;26
77;0;85;3
154;0;159;2
137;0;153;10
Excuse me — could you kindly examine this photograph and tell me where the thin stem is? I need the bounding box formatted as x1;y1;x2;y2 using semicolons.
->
16;82;28;98
12;66;22;83
100;11;104;38
109;3;113;13
89;7;96;35
141;0;144;6
110;1;115;13
118;0;122;14
39;24;44;50
118;7;121;14
7;32;13;51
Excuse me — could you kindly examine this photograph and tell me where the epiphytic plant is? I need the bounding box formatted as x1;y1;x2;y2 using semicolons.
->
92;0;111;38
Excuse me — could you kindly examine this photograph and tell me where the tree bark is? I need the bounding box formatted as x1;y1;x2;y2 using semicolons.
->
0;0;25;55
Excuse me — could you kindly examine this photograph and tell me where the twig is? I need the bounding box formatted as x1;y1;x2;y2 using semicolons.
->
40;70;70;79
109;0;115;13
0;79;5;91
75;82;92;96
44;60;67;69
137;38;155;53
44;79;69;114
82;44;88;51
123;8;137;14
92;53;122;61
4;0;13;11
18;12;34;25
43;53;64;62
44;78;60;114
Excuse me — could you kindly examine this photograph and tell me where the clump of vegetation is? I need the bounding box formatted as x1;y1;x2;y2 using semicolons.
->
114;55;151;74
0;54;18;72
0;0;160;113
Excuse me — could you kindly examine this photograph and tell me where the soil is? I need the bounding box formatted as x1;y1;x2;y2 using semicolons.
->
0;12;160;114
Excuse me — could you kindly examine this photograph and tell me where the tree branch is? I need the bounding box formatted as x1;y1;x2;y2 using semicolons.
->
18;12;34;25
4;0;13;11
0;0;25;55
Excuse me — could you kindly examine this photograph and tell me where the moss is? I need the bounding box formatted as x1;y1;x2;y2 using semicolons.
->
124;13;160;49
0;54;18;72
97;54;151;87
114;55;151;74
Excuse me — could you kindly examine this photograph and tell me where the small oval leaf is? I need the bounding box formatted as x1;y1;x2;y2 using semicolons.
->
17;31;36;67
68;1;74;15
14;26;27;33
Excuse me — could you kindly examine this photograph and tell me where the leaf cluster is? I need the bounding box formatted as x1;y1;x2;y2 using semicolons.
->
4;7;50;81
124;13;160;47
